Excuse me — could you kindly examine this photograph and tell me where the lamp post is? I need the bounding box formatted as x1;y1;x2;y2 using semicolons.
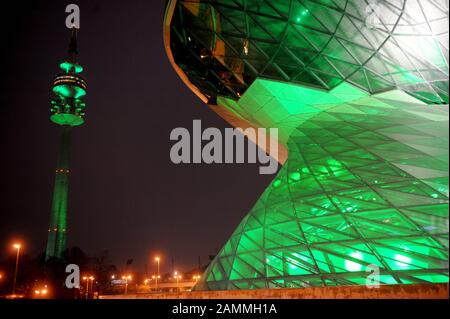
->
155;257;160;291
151;275;156;291
122;275;132;295
174;272;181;292
144;278;149;292
89;276;95;298
82;276;89;299
12;244;21;295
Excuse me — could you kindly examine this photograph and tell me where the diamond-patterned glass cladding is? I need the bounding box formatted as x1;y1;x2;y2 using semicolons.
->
170;0;449;104
165;0;449;290
194;79;448;290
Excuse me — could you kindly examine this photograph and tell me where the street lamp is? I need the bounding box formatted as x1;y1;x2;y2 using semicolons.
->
82;276;89;299
89;276;95;298
151;275;156;291
122;275;132;295
155;257;160;291
174;272;182;292
193;275;201;283
12;244;21;295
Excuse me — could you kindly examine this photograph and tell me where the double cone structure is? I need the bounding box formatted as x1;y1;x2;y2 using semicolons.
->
164;0;449;289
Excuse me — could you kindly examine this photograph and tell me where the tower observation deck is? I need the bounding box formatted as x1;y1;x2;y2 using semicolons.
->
45;28;87;261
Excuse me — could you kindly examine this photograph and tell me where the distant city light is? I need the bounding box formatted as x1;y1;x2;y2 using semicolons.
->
34;286;49;297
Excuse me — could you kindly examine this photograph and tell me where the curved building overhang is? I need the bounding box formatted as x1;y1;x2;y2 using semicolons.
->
164;0;289;164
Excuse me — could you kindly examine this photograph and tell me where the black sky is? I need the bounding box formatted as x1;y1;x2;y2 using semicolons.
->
0;0;274;274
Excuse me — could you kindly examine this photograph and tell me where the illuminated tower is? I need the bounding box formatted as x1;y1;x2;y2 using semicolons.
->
165;1;449;290
45;28;87;261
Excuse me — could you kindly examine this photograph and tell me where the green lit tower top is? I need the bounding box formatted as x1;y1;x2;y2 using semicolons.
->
45;28;87;261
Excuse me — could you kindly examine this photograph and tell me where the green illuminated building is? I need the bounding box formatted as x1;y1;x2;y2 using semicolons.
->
45;28;87;261
164;0;448;289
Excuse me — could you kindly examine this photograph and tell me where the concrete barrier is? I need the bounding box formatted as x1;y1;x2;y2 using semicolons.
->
101;283;448;299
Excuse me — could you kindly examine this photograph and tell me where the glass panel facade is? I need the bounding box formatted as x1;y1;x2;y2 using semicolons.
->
197;80;449;290
165;0;449;290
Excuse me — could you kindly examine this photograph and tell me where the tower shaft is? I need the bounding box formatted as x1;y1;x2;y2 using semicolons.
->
46;126;72;260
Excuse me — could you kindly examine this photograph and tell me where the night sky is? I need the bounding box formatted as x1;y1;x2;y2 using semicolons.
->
0;0;275;274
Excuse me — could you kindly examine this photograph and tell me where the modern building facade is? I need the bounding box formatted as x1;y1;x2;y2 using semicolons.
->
164;0;449;290
45;29;87;260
